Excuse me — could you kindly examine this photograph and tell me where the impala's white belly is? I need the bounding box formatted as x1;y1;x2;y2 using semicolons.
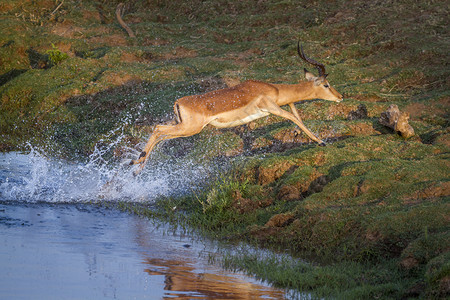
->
209;110;270;128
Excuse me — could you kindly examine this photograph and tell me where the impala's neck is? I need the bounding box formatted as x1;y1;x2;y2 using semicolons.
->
273;81;316;106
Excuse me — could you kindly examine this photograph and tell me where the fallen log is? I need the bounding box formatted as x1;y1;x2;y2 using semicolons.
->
379;104;414;138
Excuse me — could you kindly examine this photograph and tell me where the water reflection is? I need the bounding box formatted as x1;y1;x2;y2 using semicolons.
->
0;203;286;299
133;209;285;299
144;257;284;299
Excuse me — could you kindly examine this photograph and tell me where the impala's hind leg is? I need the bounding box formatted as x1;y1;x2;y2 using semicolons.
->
130;126;167;165
130;122;203;175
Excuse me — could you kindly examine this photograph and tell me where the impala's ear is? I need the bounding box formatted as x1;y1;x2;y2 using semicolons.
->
311;74;330;86
304;68;316;81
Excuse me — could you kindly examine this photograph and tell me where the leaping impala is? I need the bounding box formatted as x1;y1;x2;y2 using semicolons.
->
131;42;343;174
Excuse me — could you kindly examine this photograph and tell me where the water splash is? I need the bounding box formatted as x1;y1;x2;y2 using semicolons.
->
0;140;217;203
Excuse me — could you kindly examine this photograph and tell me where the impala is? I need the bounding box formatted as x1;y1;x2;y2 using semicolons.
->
131;42;343;174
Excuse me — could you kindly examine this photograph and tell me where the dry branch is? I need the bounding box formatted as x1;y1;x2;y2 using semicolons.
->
51;0;64;15
116;3;135;38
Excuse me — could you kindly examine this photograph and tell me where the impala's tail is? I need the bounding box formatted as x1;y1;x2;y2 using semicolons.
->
174;102;183;124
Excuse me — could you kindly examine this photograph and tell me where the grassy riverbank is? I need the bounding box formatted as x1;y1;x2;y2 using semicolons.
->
1;0;449;298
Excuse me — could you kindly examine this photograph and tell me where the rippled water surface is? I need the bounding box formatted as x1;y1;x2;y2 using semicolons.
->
0;152;287;299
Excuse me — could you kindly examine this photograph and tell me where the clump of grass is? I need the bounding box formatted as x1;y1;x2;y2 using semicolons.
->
219;246;411;299
425;251;450;298
198;176;245;214
189;174;254;233
46;43;69;66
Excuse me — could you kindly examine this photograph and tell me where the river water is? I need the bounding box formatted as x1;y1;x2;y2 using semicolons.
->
0;151;287;299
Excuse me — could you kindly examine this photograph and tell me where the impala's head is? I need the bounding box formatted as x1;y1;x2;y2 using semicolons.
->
298;42;343;103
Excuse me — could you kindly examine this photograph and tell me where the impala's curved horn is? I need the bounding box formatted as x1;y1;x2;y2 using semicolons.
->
297;42;327;77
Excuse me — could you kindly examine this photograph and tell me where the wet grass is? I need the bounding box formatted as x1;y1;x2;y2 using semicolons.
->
220;251;413;299
1;0;449;298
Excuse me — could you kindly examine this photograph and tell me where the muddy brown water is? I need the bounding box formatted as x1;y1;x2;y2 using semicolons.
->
0;152;288;299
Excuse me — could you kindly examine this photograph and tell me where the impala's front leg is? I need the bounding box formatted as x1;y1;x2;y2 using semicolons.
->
288;103;305;137
288;103;326;146
261;99;326;146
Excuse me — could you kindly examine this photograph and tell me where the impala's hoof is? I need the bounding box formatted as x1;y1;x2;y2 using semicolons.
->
293;129;302;137
319;142;326;147
129;160;135;165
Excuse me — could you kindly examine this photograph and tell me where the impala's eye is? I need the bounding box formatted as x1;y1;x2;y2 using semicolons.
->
323;84;329;88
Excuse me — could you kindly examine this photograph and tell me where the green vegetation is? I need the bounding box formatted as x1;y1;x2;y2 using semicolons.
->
46;43;69;66
220;251;414;299
0;0;448;298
